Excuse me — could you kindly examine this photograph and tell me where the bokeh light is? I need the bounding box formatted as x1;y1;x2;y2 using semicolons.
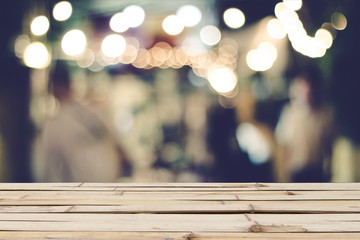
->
14;34;30;58
223;8;245;29
207;66;237;94
61;29;86;56
110;12;129;33
123;5;145;28
176;5;202;27
23;42;50;69
76;48;95;68
267;18;286;39
283;0;302;11
200;25;221;46
101;34;126;58
162;15;184;35
331;12;347;30
30;16;50;36
246;42;277;72
315;28;333;49
53;1;72;21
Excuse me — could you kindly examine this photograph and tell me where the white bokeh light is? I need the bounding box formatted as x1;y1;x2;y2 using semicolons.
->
176;5;202;27
61;29;86;56
123;5;145;28
315;29;333;49
208;67;237;94
31;16;50;36
53;1;72;21
246;42;278;72
267;18;286;39
223;8;245;29
200;25;221;46
283;0;302;11
162;15;184;35
23;42;50;69
110;12;129;33
101;34;126;58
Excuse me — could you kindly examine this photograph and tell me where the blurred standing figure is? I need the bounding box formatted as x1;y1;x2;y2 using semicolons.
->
33;62;123;182
275;67;335;182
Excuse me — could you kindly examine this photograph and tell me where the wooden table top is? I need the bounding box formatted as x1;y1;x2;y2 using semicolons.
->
0;182;359;239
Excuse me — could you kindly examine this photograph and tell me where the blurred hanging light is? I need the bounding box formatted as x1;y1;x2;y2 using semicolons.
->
61;29;86;56
31;16;50;36
331;12;347;30
274;2;287;19
101;34;126;58
267;18;286;39
162;15;184;35
207;66;237;95
315;28;333;49
283;0;302;11
246;42;277;72
14;34;30;58
123;5;145;28
23;42;50;69
223;8;245;29
110;12;129;33
53;1;72;21
200;25;221;46
176;5;202;27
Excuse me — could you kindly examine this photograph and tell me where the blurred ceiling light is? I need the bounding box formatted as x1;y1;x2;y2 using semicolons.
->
200;25;221;46
283;0;302;11
162;15;184;35
14;34;30;58
177;5;202;27
315;28;333;49
76;48;95;68
101;34;126;58
274;2;287;19
223;8;245;29
30;16;50;36
23;42;50;69
53;1;72;21
207;66;237;94
61;29;86;56
123;5;145;28
267;18;286;39
331;12;347;30
246;42;277;72
110;12;129;32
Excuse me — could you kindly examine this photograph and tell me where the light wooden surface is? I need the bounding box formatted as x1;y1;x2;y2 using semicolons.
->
0;183;359;239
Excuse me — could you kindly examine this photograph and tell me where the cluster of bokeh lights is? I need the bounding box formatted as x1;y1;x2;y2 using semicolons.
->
17;0;347;97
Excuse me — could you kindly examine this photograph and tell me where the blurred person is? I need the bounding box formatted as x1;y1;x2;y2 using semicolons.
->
33;62;128;182
275;67;335;182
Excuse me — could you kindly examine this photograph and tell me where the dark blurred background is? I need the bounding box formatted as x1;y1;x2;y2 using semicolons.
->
1;0;359;182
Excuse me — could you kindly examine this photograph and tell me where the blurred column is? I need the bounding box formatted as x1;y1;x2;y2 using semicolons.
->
0;1;32;182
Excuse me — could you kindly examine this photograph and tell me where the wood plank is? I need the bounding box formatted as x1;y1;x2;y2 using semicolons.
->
0;232;359;240
1;190;359;201
0;200;359;214
1;182;360;191
0;213;359;232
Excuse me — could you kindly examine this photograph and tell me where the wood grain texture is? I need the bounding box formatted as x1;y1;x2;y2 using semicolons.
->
0;183;359;239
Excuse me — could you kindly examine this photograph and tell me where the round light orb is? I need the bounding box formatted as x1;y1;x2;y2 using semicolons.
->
223;8;245;29
176;5;202;27
101;34;126;58
53;1;72;21
200;25;221;46
283;0;302;11
315;28;333;49
31;16;50;36
23;42;50;69
331;12;347;30
162;15;184;36
110;12;129;32
208;67;237;94
267;18;286;39
123;5;145;28
61;29;86;56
